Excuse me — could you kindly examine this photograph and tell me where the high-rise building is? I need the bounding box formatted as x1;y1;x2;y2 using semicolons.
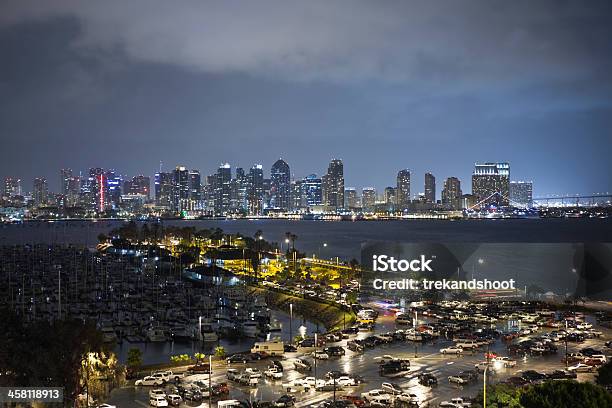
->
189;169;202;208
396;169;411;210
384;187;396;205
32;177;48;207
64;175;80;207
3;177;21;198
270;159;291;211
291;180;304;211
247;164;264;215
322;159;344;211
472;162;510;206
345;187;358;209
60;168;72;195
302;174;322;208
362;187;376;212
105;170;122;210
424;172;436;203
127;175;150;198
215;163;232;215
171;166;190;212
88;168;106;212
154;171;174;209
234;167;248;212
510;181;533;207
441;177;462;209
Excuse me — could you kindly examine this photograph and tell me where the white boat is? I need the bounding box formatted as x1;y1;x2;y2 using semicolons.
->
146;328;168;342
201;324;219;342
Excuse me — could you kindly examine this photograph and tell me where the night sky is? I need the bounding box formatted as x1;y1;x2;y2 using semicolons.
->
1;1;611;197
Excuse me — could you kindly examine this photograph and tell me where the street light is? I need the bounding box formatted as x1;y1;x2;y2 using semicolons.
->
289;303;293;344
483;365;489;408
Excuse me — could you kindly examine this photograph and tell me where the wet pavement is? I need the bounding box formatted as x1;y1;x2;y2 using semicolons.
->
106;306;610;408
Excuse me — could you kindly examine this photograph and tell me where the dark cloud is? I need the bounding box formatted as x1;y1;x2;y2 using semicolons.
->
0;1;611;195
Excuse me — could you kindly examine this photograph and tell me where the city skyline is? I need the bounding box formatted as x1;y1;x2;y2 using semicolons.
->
1;2;611;196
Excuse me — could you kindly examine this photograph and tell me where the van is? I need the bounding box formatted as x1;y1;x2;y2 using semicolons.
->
251;340;285;356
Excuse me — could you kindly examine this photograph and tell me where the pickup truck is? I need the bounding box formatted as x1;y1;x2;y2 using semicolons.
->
264;367;283;379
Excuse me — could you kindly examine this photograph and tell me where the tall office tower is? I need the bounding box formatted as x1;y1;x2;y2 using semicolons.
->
171;166;189;213
441;177;462;209
189;170;202;209
472;162;510;206
3;177;21;198
105;170;122;210
396;169;411;210
384;187;396;206
291;180;304;211
128;175;150;198
247;164;264;215
65;175;80;207
234;167;249;212
88;168;106;212
322;159;344;211
60;168;72;195
510;181;533;207
154;171;174;209
361;187;377;212
205;174;216;212
32;177;48;207
270;159;291;211
214;163;232;215
345;187;358;209
424;172;436;203
302;174;322;208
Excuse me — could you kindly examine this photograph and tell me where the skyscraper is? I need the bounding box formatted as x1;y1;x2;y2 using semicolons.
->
424;172;436;203
291;179;304;210
472;162;510;206
189;169;202;207
270;158;291;211
322;159;344;211
362;187;376;212
127;175;150;198
60;168;72;195
215;163;232;215
3;177;21;198
247;164;264;215
105;170;122;210
345;187;358;209
384;187;396;206
442;177;462;209
32;177;48;207
302;174;322;208
154;171;174;209
88;168;106;212
396;169;411;210
510;181;533;207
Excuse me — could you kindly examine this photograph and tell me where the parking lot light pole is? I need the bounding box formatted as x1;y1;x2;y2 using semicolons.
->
289;303;293;343
414;310;418;357
483;365;488;408
565;320;568;367
314;332;318;384
209;354;212;408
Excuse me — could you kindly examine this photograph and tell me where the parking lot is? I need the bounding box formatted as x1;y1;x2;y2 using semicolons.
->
107;302;610;407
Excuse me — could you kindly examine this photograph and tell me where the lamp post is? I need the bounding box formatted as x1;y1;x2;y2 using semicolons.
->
208;354;212;408
289;303;293;344
314;332;318;384
414;310;418;357
483;365;489;408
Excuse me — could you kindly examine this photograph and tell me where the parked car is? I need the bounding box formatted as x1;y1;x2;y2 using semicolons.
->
187;363;210;374
439;397;471;407
135;376;164;386
312;351;330;360
419;373;438;386
226;354;248;364
381;382;403;395
166;394;182;406
441;346;464;355
293;358;312;371
149;396;168;407
567;363;595;373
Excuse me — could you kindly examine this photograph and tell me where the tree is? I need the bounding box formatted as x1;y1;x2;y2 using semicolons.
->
520;380;612;408
597;360;612;386
471;383;522;408
215;346;226;358
126;348;143;370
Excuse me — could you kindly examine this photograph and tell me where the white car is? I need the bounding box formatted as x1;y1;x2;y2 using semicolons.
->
381;382;403;395
264;368;283;379
492;356;516;367
448;375;471;384
577;322;592;330
334;376;356;386
135;376;164;386
361;389;386;400
397;393;419;403
167;394;183;406
441;346;463;354
440;397;471;407
244;367;262;378
149;389;166;399
568;363;595;372
149;396;169;407
312;351;330;360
